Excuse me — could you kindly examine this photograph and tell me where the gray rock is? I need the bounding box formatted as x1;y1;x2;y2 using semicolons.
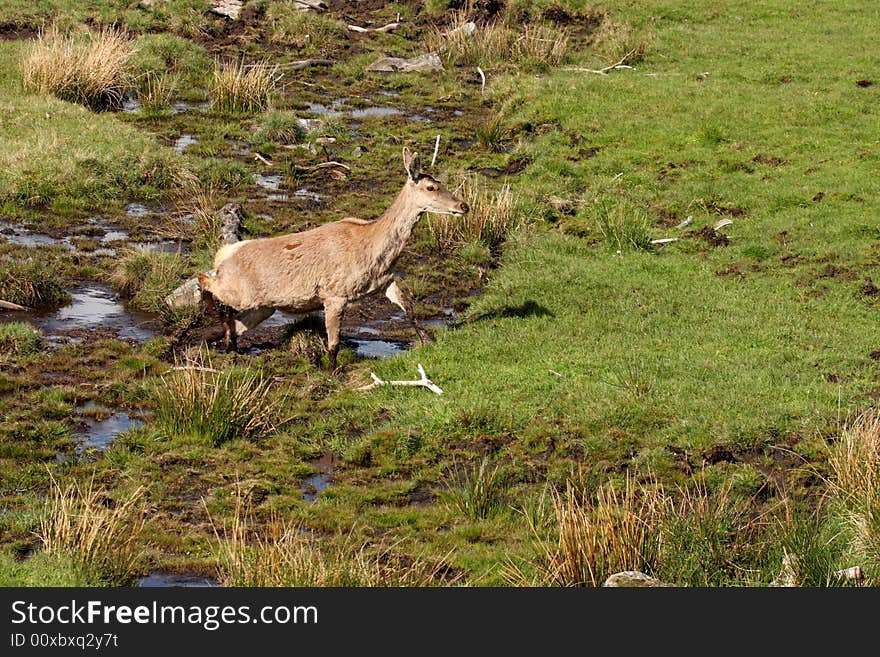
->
603;571;673;587
367;52;443;74
164;204;242;309
208;0;242;20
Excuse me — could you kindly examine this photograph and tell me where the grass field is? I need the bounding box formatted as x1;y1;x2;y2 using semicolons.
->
1;0;879;587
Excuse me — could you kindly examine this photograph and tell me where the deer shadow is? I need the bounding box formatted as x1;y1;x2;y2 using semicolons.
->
460;300;554;325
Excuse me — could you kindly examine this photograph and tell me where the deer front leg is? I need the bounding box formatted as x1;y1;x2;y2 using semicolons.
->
322;297;346;370
386;280;432;344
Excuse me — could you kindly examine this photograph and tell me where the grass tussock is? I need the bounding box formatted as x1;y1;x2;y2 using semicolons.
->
249;110;306;146
155;349;283;446
20;25;134;111
265;3;347;57
591;197;654;252
136;72;177;115
443;456;508;520
210;490;457;586
38;473;146;585
211;59;281;115
426;11;568;70
828;409;880;573
110;248;186;313
509;475;666;586
0;322;42;356
424;176;522;252
0;259;70;308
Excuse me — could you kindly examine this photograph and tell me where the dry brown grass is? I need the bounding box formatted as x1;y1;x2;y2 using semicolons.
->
211;59;281;115
20;25;134;111
828;409;880;570
424;175;522;252
209;488;458;586
38;472;146;584
426;11;568;70
507;474;666;586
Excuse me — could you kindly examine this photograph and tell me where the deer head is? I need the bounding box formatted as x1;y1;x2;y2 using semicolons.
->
403;147;469;217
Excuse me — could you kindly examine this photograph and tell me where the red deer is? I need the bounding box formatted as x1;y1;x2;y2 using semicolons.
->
198;148;469;369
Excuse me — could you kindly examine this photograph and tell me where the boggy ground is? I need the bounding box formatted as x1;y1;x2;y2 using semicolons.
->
2;0;880;587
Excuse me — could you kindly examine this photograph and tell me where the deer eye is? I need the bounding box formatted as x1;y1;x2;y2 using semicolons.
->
426;184;436;191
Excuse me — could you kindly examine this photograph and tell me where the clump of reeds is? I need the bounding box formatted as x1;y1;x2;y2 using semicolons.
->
0;258;70;308
154;348;282;446
509;474;666;586
210;59;281;115
20;25;134;111
828;409;880;572
426;11;568;70
38;473;146;585
443;456;508;520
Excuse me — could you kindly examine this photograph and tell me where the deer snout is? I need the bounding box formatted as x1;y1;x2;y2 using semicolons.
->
458;201;469;214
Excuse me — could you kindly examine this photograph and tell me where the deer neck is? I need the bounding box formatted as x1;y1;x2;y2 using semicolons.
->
371;184;424;269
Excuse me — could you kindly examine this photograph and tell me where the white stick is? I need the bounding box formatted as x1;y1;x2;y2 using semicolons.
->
347;22;399;33
563;50;637;75
357;363;444;395
0;299;29;311
650;237;679;244
431;135;441;167
477;66;486;95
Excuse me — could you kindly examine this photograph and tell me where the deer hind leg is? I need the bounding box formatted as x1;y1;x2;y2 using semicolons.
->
386;280;432;344
322;297;346;370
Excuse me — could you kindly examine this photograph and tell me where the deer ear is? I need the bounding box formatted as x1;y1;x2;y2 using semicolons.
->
403;147;421;181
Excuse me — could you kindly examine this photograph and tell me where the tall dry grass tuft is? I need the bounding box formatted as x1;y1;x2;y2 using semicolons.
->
136;72;177;114
210;490;457;586
38;473;146;585
21;25;134;111
155;348;283;446
211;59;281;115
507;474;666;586
828;409;880;570
424;176;522;252
426;11;568;70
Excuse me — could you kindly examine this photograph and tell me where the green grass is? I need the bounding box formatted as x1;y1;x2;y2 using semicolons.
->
0;40;186;215
0;322;42;356
1;0;880;588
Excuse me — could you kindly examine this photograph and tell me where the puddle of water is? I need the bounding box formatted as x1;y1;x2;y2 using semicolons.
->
407;114;432;123
75;402;143;453
302;454;336;502
0;282;161;344
128;240;185;254
350;106;402;119
126;203;155;218
347;337;409;359
172;100;210;113
254;173;283;191
294;188;322;202
137;572;220;587
0;222;75;251
101;228;129;243
174;134;197;155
